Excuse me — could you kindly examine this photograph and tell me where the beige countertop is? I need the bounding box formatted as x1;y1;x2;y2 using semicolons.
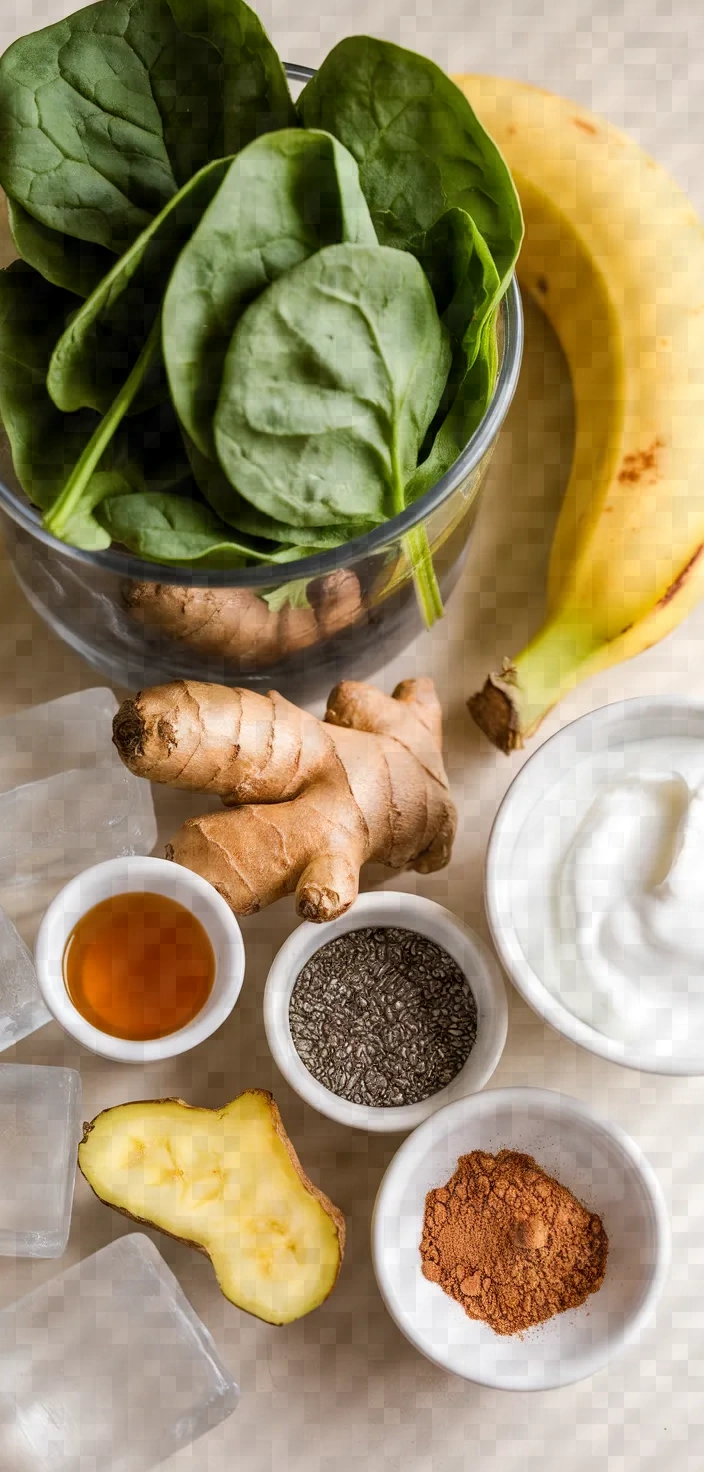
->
0;1;702;1467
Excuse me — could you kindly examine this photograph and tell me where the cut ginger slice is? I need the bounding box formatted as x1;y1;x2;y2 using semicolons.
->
78;1090;345;1325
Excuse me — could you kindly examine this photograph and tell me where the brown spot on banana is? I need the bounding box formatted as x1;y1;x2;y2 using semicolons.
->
657;544;704;608
573;117;598;135
617;438;664;484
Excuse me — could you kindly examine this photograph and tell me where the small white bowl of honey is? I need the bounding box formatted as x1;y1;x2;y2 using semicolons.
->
34;856;245;1062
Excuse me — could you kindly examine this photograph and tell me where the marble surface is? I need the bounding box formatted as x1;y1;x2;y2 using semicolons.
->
0;1;702;1467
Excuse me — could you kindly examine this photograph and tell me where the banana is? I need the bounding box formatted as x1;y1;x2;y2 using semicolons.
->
457;76;704;751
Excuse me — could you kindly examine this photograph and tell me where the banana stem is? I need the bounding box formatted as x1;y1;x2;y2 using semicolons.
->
468;613;603;751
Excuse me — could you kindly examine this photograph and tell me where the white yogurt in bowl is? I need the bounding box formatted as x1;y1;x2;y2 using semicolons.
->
485;697;704;1073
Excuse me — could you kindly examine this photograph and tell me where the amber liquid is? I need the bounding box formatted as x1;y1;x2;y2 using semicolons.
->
63;892;215;1041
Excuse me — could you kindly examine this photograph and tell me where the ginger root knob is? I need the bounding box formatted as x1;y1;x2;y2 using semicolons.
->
114;677;456;922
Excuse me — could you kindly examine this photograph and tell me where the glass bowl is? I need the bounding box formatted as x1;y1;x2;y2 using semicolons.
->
0;65;523;702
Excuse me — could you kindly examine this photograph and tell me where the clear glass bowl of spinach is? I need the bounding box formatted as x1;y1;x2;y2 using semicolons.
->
0;12;524;701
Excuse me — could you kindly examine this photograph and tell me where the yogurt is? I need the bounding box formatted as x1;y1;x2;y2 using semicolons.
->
512;735;704;1045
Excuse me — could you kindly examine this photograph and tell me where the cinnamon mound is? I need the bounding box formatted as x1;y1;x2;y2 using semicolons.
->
420;1149;608;1336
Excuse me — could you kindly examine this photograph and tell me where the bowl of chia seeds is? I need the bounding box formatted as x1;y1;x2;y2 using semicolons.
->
263;892;508;1133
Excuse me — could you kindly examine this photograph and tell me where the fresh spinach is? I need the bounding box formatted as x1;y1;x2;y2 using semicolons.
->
96;490;251;565
165;0;295;155
0;0;226;254
263;578;312;612
0;261;131;518
406;306;499;503
184;436;370;547
44;314;163;545
47;156;232;417
54;472;133;551
96;489;318;565
163;128;377;458
298;37;523;288
0;7;522;628
0;263;199;548
7;200;114;299
406;207;501;500
416;208;500;370
214;242;451;528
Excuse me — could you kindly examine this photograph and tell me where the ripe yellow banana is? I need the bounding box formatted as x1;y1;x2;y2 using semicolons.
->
457;76;704;751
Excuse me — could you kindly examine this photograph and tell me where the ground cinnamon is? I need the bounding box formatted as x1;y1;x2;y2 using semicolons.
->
420;1149;608;1335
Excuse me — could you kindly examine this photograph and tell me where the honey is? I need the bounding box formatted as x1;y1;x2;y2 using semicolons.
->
63;892;215;1041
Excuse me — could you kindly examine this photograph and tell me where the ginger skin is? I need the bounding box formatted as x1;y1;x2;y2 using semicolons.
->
113;677;456;922
124;584;317;663
123;571;363;668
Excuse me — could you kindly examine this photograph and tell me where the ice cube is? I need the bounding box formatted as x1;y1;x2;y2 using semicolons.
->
0;1233;239;1471
0;688;157;889
0;905;51;1050
0;1063;81;1257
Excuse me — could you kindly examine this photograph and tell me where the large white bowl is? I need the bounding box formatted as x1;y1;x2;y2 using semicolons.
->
372;1087;669;1390
34;856;245;1063
485;696;704;1074
264;891;508;1133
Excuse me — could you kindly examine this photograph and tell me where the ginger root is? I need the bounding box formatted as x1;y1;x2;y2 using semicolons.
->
123;570;363;668
113;676;456;922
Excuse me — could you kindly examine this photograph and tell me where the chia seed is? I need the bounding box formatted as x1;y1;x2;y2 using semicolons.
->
288;926;478;1108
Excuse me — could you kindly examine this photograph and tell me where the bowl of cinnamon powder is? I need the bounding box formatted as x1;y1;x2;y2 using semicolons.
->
371;1087;669;1390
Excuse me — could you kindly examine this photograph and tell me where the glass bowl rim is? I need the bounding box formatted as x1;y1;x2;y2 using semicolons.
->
0;62;524;590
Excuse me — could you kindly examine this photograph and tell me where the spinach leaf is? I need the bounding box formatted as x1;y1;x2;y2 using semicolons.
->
184;436;370;547
47;156;232;416
0;258;198;551
406;305;499;503
96;490;249;564
7;199;114;299
96;488;314;565
44;313;163;545
214;242;451;528
165;0;295;155
298;37;523;288
404;207;500;501
263;579;311;611
163;128;377;459
58;471;134;551
0;260;129;515
0;0;226;254
416;208;499;371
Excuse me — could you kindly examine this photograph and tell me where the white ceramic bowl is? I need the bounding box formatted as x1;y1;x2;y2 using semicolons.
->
485;696;704;1075
372;1086;669;1390
263;891;508;1133
34;856;245;1063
